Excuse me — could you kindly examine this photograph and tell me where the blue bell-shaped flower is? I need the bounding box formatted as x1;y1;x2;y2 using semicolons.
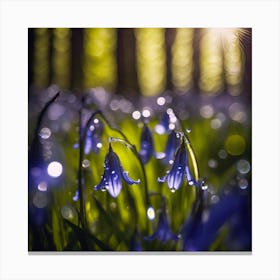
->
94;144;140;198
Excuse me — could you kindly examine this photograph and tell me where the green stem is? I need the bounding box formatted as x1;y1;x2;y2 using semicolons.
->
78;109;86;229
35;92;60;134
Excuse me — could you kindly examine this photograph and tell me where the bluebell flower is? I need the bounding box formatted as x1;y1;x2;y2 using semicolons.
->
139;124;154;164
158;141;195;192
162;130;181;164
94;144;140;198
84;128;101;154
74;124;103;155
181;191;248;251
145;203;179;243
159;111;170;133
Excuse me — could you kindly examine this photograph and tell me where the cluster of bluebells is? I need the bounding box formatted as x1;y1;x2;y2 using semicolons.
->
81;109;198;198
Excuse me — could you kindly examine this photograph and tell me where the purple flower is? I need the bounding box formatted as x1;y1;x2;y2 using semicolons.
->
139;124;154;164
159;111;170;133
162;130;181;164
94;144;140;198
145;203;179;243
84;128;101;155
74;123;103;155
158;141;195;192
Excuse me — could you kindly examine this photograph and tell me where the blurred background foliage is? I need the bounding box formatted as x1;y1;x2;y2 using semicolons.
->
28;28;251;251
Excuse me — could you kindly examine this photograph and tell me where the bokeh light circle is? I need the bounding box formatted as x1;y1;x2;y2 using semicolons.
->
225;134;246;156
47;161;63;177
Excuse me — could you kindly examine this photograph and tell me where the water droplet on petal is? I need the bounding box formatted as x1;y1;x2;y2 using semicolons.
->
201;184;208;190
186;128;191;133
170;188;176;193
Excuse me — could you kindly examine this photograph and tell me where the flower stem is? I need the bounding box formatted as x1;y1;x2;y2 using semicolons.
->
77;109;87;229
35;91;60;134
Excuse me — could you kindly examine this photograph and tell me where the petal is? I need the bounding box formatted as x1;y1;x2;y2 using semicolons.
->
139;125;154;164
107;171;122;198
158;175;167;183
185;166;195;186
94;175;106;191
122;171;140;185
84;137;91;155
167;166;184;190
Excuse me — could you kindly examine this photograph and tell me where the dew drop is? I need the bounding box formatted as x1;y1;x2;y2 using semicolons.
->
37;182;48;192
61;205;75;220
142;109;151;118
82;159;90;168
96;142;103;149
39;127;51;139
186;128;191;133
170;188;176;193
237;159;250;174
147;207;155;220
238;178;248;190
132;110;141;120
201;184;208;191
168;123;175;130
157;96;166;106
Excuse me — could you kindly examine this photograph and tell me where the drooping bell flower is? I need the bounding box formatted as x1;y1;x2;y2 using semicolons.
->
157;111;170;134
162;130;181;164
145;201;179;243
139;123;154;164
84;128;101;154
158;140;196;192
94;144;140;198
74;123;103;155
